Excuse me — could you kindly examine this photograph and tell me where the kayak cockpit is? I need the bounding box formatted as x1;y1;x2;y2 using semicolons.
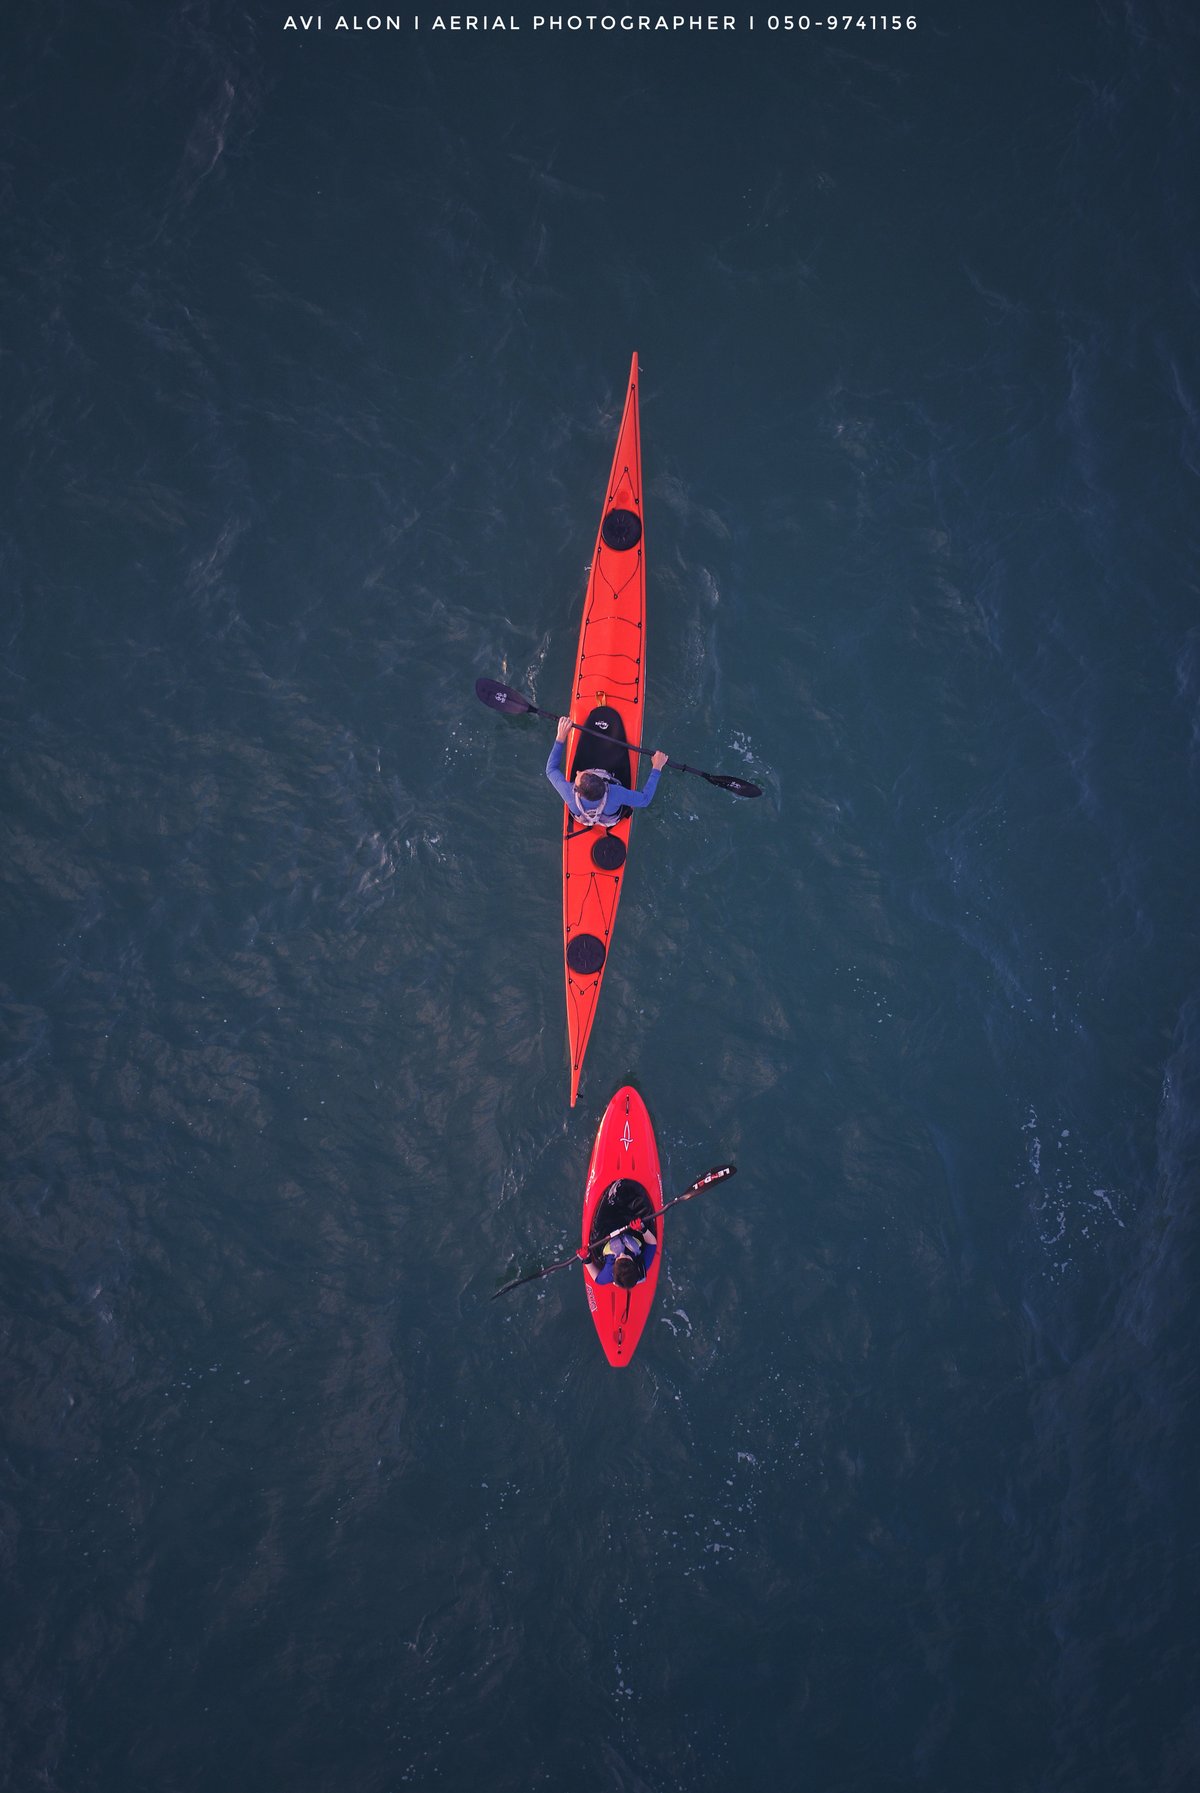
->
567;705;632;792
589;1176;655;1245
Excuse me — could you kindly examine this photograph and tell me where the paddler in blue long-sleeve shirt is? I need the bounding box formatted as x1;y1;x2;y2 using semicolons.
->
575;1178;659;1290
545;715;668;826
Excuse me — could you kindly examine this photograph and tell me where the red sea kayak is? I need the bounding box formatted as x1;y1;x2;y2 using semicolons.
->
581;1085;663;1367
562;353;646;1106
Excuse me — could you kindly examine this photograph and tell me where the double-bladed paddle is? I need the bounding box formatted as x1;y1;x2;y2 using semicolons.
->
475;678;762;799
491;1163;737;1299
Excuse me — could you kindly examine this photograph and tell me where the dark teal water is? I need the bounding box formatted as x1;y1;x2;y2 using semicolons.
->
3;4;1199;1789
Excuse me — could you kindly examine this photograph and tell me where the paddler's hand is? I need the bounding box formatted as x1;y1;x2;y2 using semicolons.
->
575;1245;592;1261
651;750;668;770
556;716;572;743
628;1217;646;1232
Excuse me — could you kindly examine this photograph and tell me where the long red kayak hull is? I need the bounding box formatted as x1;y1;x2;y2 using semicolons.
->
562;353;646;1106
581;1085;663;1368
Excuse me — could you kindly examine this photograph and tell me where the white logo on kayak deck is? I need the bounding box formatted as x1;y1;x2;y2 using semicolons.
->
621;1122;632;1151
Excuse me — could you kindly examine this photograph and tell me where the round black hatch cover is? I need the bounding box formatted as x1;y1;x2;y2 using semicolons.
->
566;933;607;975
591;834;626;870
601;508;642;551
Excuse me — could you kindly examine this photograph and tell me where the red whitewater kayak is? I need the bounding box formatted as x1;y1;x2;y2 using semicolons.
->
581;1085;663;1368
562;353;647;1106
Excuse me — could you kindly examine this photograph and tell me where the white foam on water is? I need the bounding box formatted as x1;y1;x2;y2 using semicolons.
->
1019;1104;1126;1271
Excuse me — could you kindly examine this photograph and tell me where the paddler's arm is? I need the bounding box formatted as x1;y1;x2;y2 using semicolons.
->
622;749;669;810
576;1243;603;1278
546;718;578;810
629;1218;657;1272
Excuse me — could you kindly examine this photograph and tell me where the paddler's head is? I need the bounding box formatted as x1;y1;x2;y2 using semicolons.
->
574;770;606;804
612;1254;639;1290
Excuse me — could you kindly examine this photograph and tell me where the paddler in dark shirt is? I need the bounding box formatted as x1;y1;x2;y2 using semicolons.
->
546;715;668;827
577;1219;658;1289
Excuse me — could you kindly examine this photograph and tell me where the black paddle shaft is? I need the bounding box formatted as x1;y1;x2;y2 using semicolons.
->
475;679;762;799
490;1164;737;1300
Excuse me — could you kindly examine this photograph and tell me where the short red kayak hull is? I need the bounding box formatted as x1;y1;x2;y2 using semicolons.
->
581;1085;663;1368
562;354;646;1106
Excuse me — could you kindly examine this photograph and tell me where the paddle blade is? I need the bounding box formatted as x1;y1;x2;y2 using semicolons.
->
491;1265;548;1300
475;677;535;716
491;1273;543;1300
681;1163;737;1198
491;1252;577;1299
703;773;762;799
